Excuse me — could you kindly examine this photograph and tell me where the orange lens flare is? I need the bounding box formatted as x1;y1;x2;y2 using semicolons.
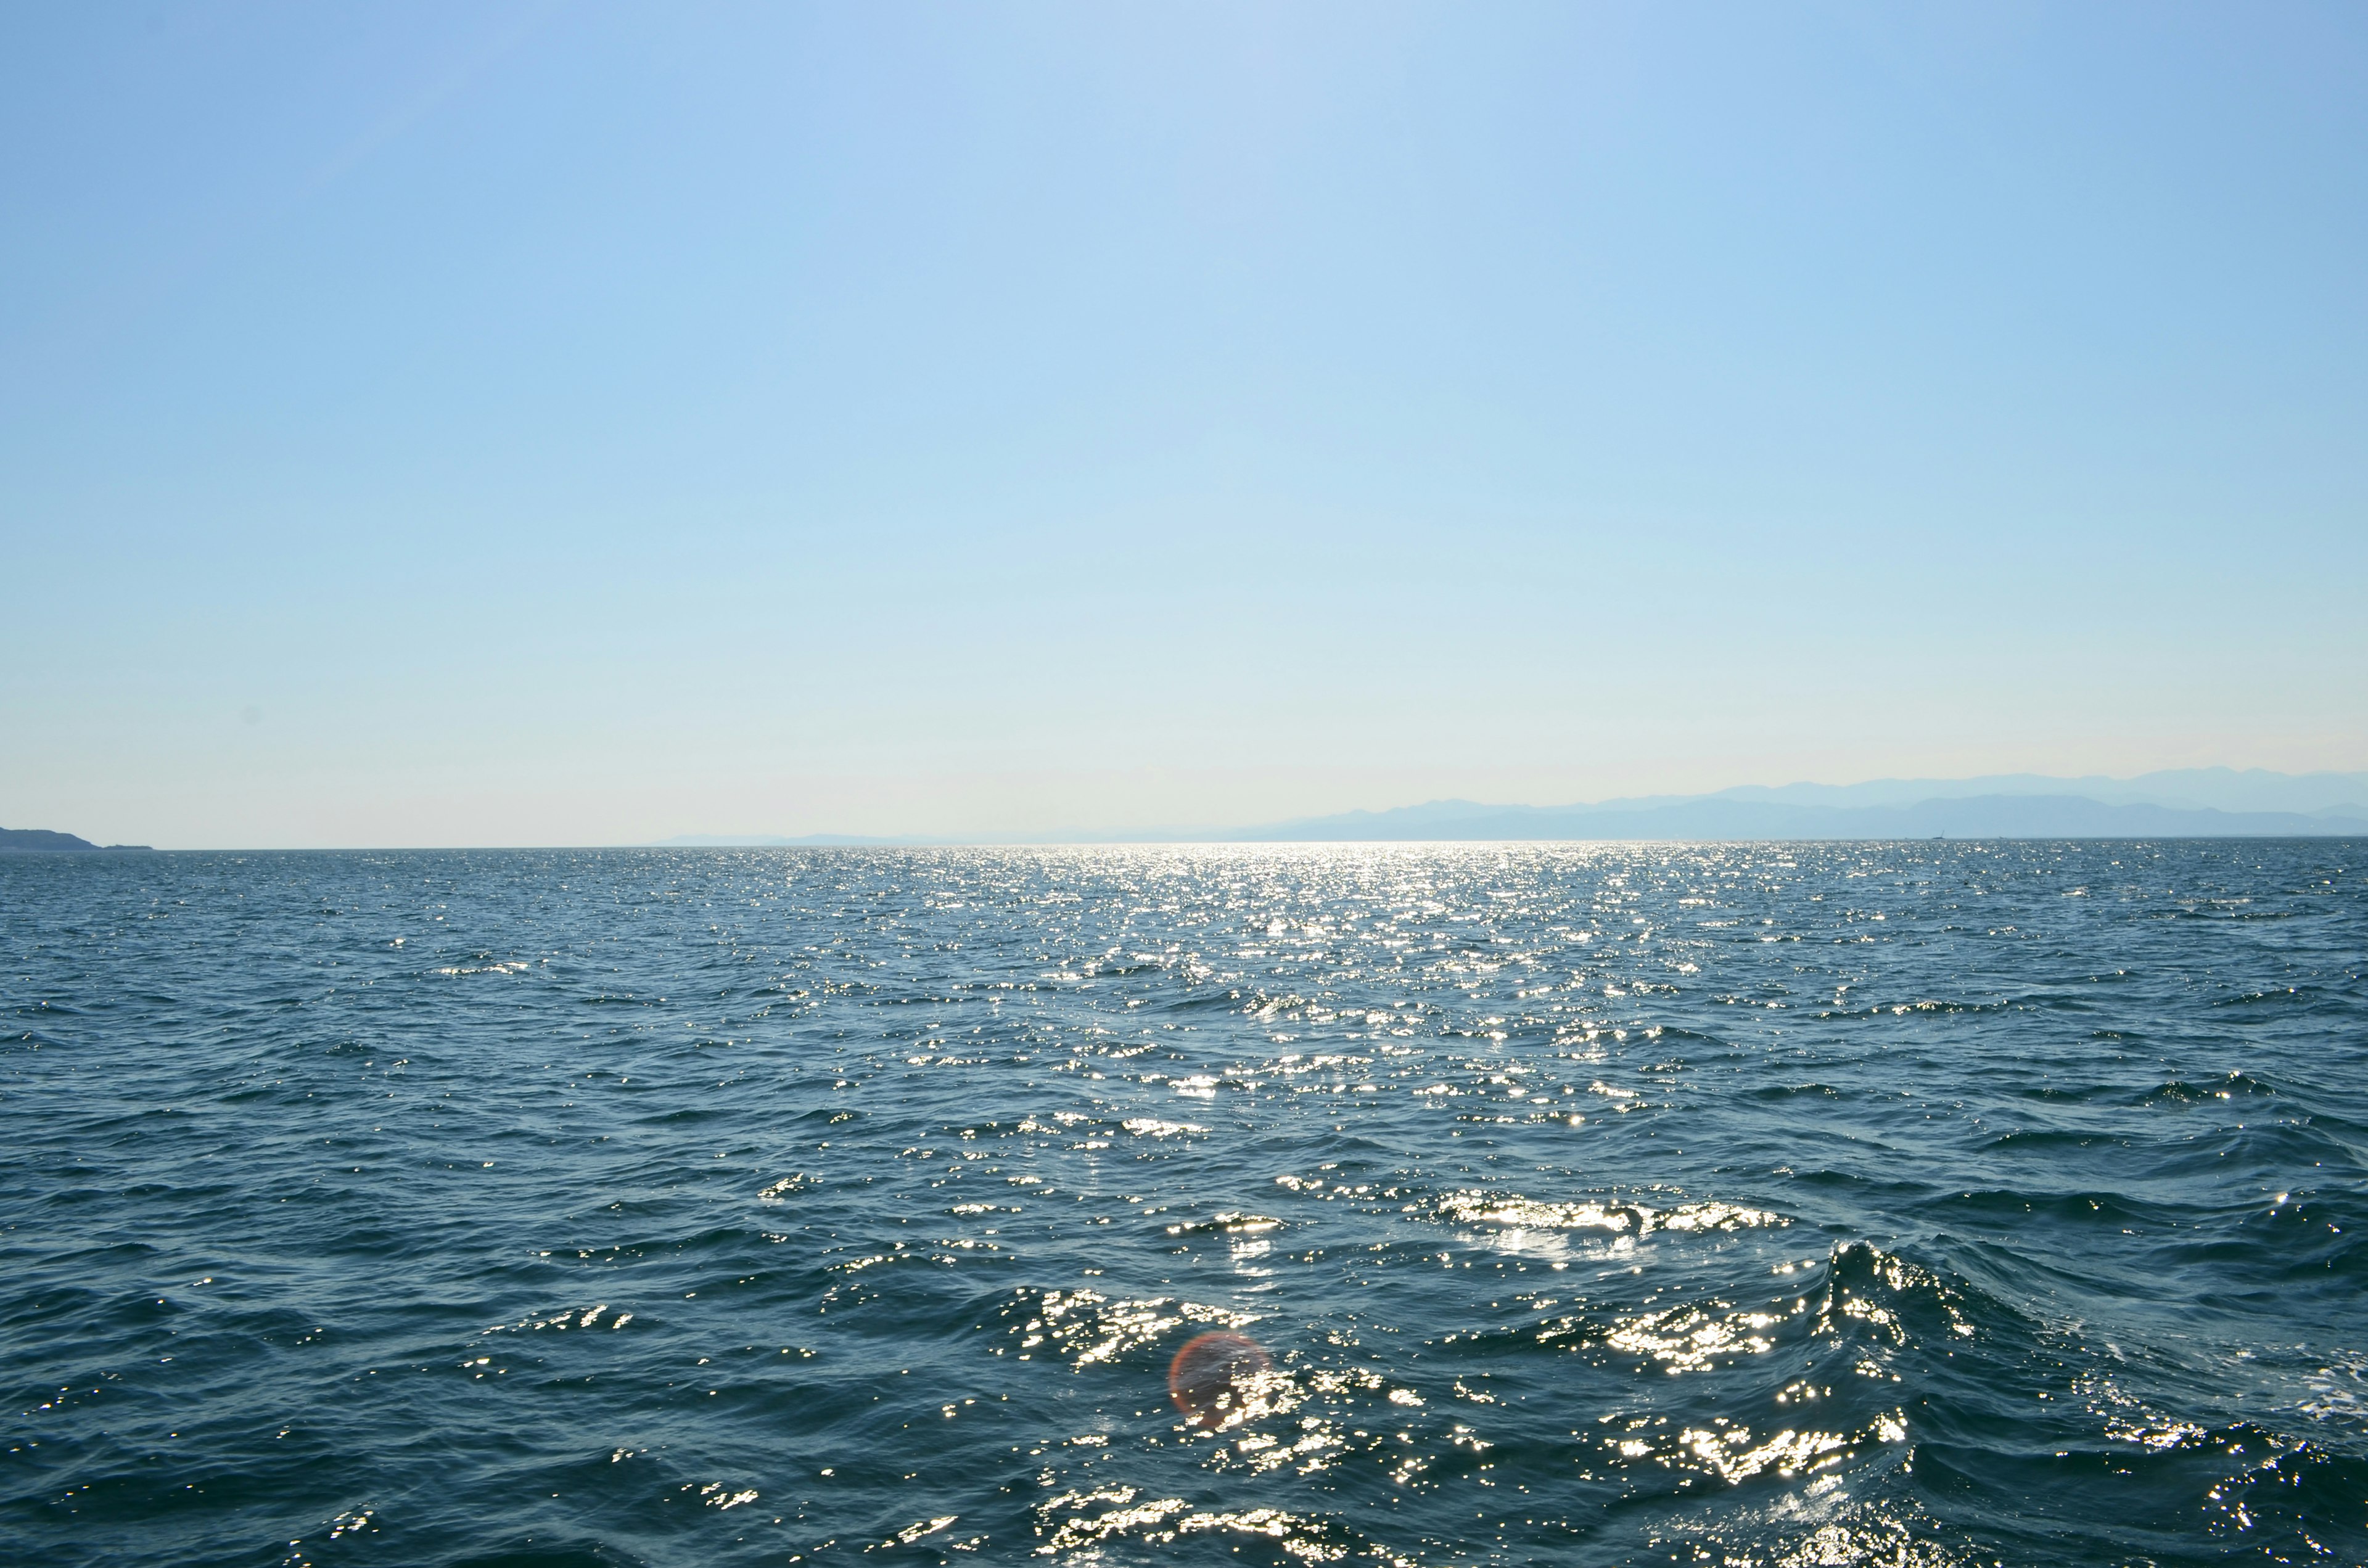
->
1167;1331;1273;1429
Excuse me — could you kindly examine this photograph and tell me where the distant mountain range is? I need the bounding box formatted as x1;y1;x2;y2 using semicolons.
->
1233;793;2368;842
0;828;154;852
656;768;2368;845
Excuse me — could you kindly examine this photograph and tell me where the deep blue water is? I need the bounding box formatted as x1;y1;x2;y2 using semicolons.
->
3;842;2364;1567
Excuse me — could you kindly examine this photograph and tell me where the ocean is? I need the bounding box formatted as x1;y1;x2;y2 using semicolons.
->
2;842;2362;1566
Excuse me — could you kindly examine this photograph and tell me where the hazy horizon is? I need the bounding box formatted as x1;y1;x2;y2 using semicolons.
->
14;764;2368;852
6;4;2364;848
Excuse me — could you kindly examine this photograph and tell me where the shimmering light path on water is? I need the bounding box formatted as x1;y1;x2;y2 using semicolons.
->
3;843;2364;1566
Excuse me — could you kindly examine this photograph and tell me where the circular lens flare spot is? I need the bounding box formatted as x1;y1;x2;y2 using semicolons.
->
1168;1331;1273;1429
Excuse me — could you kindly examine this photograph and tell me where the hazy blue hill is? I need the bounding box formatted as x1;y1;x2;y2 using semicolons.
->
1711;768;2368;815
1241;794;2368;842
0;828;154;852
660;770;2368;846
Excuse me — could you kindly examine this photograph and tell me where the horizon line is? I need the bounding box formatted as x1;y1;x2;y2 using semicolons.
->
12;833;2368;854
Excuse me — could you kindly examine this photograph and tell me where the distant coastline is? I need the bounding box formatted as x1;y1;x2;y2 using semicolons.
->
0;828;154;853
656;767;2368;846
15;768;2367;853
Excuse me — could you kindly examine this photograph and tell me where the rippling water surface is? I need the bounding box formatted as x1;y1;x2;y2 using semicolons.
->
4;842;2365;1566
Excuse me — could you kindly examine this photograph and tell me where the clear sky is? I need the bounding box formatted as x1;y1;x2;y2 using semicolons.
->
4;2;2364;848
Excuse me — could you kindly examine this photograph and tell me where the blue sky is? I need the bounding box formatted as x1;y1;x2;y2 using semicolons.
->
4;2;2364;847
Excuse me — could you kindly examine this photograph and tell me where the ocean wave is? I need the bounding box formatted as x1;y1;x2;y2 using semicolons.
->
7;840;2364;1566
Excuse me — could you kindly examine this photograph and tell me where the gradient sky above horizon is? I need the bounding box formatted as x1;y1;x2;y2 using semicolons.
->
4;2;2365;848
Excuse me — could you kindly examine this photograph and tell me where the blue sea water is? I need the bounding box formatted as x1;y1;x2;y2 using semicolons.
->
2;842;2364;1567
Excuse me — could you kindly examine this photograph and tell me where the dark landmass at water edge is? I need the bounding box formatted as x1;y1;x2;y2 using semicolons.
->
0;827;154;853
